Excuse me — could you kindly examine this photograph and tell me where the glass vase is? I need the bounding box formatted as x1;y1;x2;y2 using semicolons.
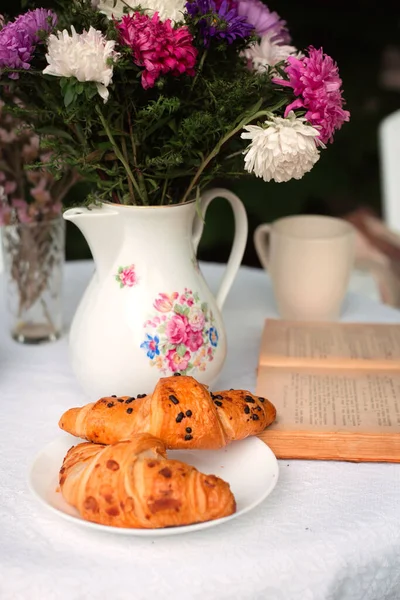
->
2;216;65;344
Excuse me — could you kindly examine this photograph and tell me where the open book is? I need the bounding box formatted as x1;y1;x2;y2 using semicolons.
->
256;319;400;462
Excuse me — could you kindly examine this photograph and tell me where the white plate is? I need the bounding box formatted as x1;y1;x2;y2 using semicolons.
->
28;435;279;536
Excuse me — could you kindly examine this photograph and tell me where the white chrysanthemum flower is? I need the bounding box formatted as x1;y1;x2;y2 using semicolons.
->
241;112;321;183
243;32;298;73
43;26;119;103
97;0;186;22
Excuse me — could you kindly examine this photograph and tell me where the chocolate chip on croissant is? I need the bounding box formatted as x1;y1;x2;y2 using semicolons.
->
59;375;276;449
59;433;236;528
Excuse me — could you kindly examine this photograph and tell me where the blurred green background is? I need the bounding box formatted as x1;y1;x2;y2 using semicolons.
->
2;0;400;266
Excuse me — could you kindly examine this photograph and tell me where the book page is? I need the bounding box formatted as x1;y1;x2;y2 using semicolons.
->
260;320;400;369
256;366;400;433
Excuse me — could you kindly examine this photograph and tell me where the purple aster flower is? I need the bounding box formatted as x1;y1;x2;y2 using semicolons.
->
15;8;58;44
0;9;57;79
186;0;254;46
0;25;34;79
236;0;290;44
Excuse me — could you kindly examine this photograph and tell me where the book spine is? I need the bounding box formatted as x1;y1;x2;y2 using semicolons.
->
258;431;400;463
261;357;400;370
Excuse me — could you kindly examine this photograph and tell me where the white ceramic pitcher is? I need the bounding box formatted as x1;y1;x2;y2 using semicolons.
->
64;188;248;399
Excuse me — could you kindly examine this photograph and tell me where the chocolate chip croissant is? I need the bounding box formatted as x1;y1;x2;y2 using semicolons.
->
59;433;236;528
59;375;276;450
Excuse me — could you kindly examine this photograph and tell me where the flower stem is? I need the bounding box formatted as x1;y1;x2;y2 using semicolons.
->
181;98;287;204
127;110;148;205
121;135;136;204
190;49;208;92
95;105;143;203
161;178;168;205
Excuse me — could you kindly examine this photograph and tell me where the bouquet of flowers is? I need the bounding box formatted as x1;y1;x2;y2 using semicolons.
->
0;0;350;207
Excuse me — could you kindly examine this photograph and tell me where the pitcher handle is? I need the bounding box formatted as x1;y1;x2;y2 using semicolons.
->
192;188;248;310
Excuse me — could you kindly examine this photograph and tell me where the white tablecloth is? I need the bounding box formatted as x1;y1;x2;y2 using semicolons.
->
1;261;400;600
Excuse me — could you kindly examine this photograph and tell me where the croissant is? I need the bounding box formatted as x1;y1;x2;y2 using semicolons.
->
59;433;236;528
59;375;276;449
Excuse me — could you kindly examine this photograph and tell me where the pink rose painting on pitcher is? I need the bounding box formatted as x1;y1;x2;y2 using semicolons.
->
115;264;138;288
141;288;218;375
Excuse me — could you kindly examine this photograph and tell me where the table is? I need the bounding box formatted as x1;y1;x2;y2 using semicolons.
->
1;261;400;600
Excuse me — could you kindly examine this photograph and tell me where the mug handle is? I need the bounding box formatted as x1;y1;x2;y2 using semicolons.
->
254;224;272;271
192;187;248;310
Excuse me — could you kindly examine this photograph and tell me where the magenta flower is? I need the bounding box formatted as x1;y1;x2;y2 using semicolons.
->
273;47;350;145
116;12;197;89
166;313;189;345
166;348;191;372
0;9;57;79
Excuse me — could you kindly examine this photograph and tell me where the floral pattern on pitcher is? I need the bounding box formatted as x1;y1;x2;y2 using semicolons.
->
141;289;218;375
115;264;138;288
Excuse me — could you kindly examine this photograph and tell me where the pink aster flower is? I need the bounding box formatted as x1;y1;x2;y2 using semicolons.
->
116;12;197;89
273;47;350;145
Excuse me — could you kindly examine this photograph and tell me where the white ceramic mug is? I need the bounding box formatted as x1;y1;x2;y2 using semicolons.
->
254;214;355;321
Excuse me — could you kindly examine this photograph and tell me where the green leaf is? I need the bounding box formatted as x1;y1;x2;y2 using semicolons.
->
167;119;178;134
158;323;166;334
144;178;159;190
174;304;185;315
85;83;98;100
176;344;187;357
37;126;75;142
64;87;75;108
60;78;69;90
201;302;208;313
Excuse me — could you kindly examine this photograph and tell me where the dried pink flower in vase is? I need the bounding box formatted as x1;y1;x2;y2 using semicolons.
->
0;99;78;226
